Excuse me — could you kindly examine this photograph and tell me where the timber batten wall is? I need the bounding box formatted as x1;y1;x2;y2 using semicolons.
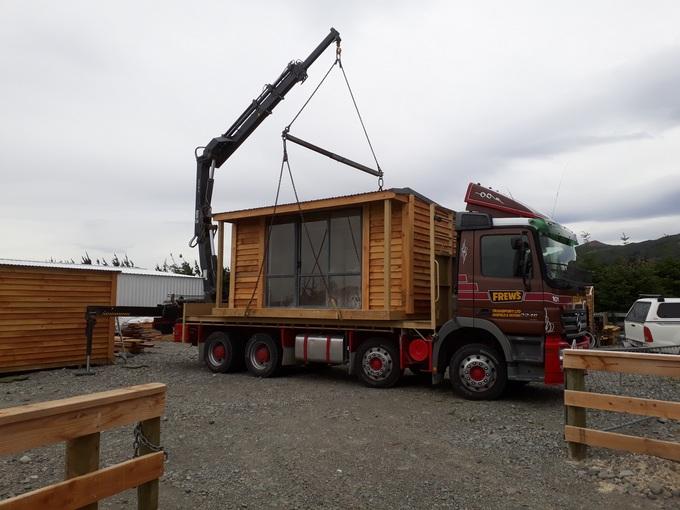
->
207;188;455;325
0;265;117;373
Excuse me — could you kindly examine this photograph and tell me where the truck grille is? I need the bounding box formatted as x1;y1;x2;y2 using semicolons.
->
561;310;588;339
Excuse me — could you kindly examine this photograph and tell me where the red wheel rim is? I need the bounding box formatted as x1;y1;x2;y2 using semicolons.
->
469;366;486;382
212;344;226;361
255;345;270;364
369;357;383;371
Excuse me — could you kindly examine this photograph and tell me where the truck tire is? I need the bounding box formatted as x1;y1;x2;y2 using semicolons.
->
245;333;281;378
356;338;401;388
449;343;507;400
204;332;243;373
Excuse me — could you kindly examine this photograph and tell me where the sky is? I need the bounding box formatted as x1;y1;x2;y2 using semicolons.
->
1;1;680;269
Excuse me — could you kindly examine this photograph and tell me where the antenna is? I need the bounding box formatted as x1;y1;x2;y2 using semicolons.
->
551;165;566;219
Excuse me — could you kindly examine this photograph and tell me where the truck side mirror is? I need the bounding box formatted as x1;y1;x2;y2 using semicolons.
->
511;237;532;283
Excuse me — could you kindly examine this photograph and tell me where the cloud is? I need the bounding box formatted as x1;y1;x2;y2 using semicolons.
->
2;2;680;268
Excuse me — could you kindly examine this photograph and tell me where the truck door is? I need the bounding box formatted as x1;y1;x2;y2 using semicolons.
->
473;229;544;337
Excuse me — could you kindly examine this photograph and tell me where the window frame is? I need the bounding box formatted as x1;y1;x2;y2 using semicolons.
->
626;301;652;323
657;302;680;319
480;233;530;279
265;208;362;308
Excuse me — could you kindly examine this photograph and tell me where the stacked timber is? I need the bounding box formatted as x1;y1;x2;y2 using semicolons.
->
121;321;163;341
0;262;117;373
114;336;154;354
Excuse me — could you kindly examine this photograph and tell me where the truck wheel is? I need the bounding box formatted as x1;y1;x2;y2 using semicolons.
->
205;332;242;373
449;343;507;400
356;338;401;388
245;333;281;378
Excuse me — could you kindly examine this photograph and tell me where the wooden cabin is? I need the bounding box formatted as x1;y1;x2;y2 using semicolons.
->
0;261;117;373
206;188;455;328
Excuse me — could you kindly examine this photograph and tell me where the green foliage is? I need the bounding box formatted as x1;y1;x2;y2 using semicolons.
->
155;253;201;276
577;255;680;312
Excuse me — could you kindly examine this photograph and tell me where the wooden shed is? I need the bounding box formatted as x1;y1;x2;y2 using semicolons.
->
0;260;118;373
210;188;455;327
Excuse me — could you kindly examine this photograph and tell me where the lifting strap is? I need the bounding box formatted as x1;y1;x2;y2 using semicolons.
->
244;43;378;315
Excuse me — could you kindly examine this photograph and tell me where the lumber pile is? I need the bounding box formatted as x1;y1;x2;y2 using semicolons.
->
120;321;163;341
600;325;622;346
114;336;155;354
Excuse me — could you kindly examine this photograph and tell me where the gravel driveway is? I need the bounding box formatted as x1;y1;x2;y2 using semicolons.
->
1;341;678;509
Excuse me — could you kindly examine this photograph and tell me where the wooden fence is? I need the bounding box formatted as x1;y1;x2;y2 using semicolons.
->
563;349;680;461
0;383;166;510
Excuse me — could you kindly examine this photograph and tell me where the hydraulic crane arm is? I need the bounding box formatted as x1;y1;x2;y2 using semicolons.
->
192;28;341;300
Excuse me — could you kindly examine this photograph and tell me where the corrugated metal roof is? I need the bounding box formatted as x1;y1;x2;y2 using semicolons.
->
219;189;391;215
214;187;451;222
118;267;202;279
0;258;202;278
0;258;121;272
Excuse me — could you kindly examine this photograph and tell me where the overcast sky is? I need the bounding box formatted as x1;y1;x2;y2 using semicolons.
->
2;1;680;269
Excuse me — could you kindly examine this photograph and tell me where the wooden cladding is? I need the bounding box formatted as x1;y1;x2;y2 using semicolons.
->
0;266;117;373
218;189;455;322
231;218;265;309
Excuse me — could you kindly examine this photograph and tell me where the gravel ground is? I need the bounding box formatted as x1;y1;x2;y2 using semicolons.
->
1;341;678;509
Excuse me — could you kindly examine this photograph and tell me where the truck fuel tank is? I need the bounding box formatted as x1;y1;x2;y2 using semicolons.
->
295;334;345;364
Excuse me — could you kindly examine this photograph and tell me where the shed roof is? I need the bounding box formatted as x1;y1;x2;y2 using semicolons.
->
0;258;121;273
213;187;451;222
0;259;201;278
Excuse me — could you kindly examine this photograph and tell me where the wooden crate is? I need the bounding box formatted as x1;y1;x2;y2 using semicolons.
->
210;188;455;325
0;264;117;373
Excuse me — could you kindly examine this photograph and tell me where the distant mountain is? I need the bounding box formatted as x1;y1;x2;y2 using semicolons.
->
576;234;680;264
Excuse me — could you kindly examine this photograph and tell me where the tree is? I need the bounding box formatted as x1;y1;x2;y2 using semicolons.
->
155;253;202;276
620;232;630;245
579;231;591;244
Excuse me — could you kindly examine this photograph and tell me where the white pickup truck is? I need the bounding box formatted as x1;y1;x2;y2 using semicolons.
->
624;297;680;348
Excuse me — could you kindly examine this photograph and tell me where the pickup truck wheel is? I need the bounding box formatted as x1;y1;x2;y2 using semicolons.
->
204;332;242;373
449;343;507;400
245;333;281;378
356;338;401;388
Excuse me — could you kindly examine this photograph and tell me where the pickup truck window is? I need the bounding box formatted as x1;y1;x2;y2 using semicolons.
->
626;301;651;323
657;303;680;318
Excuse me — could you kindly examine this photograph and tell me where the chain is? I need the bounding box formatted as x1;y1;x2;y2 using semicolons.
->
133;422;168;459
378;175;384;191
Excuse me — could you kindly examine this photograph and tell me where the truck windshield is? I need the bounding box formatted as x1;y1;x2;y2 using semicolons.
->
539;235;577;281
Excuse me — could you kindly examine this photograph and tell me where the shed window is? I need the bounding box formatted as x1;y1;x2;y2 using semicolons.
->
266;210;361;308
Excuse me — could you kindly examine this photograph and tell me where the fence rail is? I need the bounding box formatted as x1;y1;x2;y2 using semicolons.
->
0;383;166;510
563;349;680;462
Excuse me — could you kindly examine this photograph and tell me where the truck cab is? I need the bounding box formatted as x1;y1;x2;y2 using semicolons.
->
432;185;592;398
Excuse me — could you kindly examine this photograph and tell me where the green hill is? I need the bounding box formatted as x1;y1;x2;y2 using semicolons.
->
575;234;680;311
576;234;680;264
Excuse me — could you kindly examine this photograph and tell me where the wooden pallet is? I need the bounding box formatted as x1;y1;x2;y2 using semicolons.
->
114;336;154;354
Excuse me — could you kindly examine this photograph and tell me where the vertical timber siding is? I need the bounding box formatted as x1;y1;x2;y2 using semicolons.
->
232;219;265;308
412;198;433;314
368;201;403;310
0;266;116;373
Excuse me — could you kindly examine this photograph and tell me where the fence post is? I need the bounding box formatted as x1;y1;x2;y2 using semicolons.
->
565;365;587;460
137;417;161;510
65;432;101;510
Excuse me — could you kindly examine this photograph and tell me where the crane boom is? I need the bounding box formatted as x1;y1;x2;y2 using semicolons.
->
193;28;341;300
